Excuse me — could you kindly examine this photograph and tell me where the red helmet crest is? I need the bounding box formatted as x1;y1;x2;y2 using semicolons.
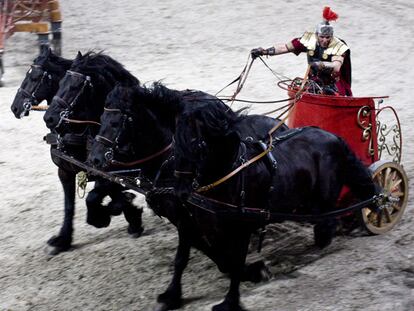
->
322;6;339;22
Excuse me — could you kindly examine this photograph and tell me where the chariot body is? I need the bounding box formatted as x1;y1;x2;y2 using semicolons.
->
281;78;408;234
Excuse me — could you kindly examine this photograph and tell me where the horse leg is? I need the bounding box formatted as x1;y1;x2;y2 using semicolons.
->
85;179;111;228
241;260;272;283
314;218;338;249
122;202;144;238
212;232;250;311
107;187;144;237
156;229;191;310
47;168;76;255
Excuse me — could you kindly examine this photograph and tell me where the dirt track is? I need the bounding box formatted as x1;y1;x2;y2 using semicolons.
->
0;1;413;310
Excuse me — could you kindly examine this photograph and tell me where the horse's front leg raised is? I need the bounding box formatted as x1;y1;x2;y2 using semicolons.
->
85;179;112;228
47;168;76;255
155;229;191;311
108;187;144;238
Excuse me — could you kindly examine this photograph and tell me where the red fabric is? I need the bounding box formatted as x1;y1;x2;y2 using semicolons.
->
291;38;307;55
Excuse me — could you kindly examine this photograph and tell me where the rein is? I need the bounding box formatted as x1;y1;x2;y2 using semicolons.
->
96;107;173;167
61;117;101;126
196;107;292;193
110;142;173;167
195;66;311;193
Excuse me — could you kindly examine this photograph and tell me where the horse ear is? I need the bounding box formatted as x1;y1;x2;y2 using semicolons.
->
76;51;83;59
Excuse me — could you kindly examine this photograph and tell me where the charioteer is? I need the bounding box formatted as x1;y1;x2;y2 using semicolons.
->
251;7;352;96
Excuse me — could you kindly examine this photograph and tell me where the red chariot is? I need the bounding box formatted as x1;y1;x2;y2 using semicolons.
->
279;78;408;234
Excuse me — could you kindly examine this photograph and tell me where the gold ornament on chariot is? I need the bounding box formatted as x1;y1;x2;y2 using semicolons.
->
322;53;328;60
308;50;314;56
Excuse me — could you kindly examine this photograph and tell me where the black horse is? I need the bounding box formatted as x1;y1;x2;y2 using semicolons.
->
173;103;379;310
87;82;289;311
34;51;144;254
11;47;72;118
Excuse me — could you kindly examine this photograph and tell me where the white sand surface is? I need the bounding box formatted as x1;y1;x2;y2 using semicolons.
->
0;1;413;310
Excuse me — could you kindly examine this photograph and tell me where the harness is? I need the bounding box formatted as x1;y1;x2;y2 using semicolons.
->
18;64;52;115
94;107;173;167
54;70;96;129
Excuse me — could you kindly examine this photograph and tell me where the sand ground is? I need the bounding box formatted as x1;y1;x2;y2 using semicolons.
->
0;1;413;310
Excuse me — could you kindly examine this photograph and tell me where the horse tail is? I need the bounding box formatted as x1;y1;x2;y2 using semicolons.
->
339;137;378;200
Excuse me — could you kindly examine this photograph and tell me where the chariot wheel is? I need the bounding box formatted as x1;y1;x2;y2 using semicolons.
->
361;160;408;235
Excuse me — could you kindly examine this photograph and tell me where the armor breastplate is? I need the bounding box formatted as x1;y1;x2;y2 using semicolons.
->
307;45;332;63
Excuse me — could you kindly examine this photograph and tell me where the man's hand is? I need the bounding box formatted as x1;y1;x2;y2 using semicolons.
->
310;61;324;70
251;47;265;59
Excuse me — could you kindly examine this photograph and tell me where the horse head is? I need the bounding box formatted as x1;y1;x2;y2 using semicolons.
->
87;84;138;169
43;51;138;137
88;84;173;175
11;47;72;118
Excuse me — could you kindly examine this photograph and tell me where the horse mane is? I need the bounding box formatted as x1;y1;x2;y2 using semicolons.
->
105;83;137;111
130;81;183;130
175;103;241;162
71;51;139;87
104;83;173;150
34;48;72;74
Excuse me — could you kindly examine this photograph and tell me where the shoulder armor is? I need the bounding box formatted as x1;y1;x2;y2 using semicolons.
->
325;37;349;56
299;31;317;50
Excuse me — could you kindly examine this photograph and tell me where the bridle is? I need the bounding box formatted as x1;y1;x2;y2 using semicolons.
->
53;70;98;129
95;107;172;167
18;64;52;116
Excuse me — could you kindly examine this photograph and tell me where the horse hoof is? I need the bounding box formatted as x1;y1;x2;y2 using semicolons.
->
313;223;335;249
86;214;111;228
212;301;246;311
152;303;169;311
242;261;272;283
128;225;144;238
157;290;182;310
45;244;71;256
47;235;71;247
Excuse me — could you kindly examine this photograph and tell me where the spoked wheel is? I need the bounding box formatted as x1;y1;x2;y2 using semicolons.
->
361;160;409;235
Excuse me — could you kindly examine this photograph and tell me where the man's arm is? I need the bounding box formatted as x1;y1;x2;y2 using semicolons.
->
312;55;344;74
251;43;293;58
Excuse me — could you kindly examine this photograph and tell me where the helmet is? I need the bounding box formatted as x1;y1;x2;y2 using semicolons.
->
315;7;338;37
